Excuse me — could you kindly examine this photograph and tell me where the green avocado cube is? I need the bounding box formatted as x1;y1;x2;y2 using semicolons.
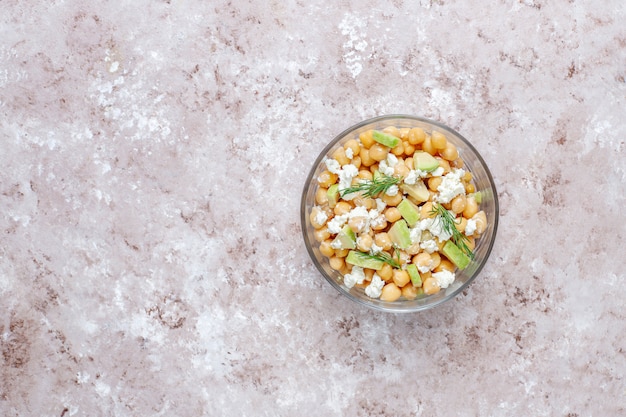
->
406;264;422;287
397;198;420;227
471;191;482;204
327;184;339;209
331;225;356;250
388;219;412;249
400;181;430;203
372;130;401;148
413;151;440;172
346;250;384;270
442;240;471;270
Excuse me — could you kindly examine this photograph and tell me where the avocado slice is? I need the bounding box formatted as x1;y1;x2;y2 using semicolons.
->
413;151;440;172
327;184;339;209
442;240;471;270
331;225;356;249
406;264;422;287
372;130;400;148
345;250;384;270
397;198;420;227
388;219;412;249
400;181;430;203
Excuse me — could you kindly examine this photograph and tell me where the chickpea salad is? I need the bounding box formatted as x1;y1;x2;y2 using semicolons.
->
309;126;487;302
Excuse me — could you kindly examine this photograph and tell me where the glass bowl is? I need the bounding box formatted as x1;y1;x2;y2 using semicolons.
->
301;114;499;313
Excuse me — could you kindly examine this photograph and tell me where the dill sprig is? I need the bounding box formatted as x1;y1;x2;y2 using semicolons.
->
430;204;475;260
367;250;401;269
340;174;400;198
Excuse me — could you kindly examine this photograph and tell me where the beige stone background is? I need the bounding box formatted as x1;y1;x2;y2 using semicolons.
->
1;0;625;416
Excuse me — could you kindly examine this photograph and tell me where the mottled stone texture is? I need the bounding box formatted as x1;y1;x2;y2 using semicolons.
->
1;0;625;416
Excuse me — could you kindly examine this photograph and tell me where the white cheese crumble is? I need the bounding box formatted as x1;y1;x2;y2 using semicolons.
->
378;160;395;176
409;227;422;244
465;218;477;236
435;168;466;204
431;167;445;177
365;274;385;298
345;148;354;159
416;216;452;242
417;262;432;274
325;158;341;174
343;266;365;289
420;239;438;254
385;184;399;196
375;198;387;212
370;242;383;254
314;207;328;226
432;270;456;289
338;164;359;197
327;214;348;234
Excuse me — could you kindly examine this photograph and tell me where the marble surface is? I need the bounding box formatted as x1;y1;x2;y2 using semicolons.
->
1;0;625;415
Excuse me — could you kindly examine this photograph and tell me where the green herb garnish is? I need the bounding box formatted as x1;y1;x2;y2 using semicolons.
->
430;203;475;260
340;174;400;198
367;250;401;269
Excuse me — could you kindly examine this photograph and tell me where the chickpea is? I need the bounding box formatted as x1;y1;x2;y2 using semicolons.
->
371;216;388;231
381;192;402;207
450;194;467;214
359;130;375;148
431;131;448;150
374;232;393;251
399;127;411;139
394;162;410;178
313;227;330;242
317;170;337;188
380;283;402;302
472;211;487;234
441;142;459;161
428;176;443;192
408;127;426;145
363;268;375;282
401;284;419;300
384;207;402;223
413;252;433;272
351;156;362;169
463;196;478;219
329;256;345;271
315;187;329;205
382;126;401;138
309;207;327;229
420;201;436;219
332;147;350;166
378;263;393;281
392;269;410;287
360;148;375;167
430;252;441;270
358;169;373;181
404;142;416;156
333;201;352;216
422;136;436;155
391;142;405;156
465;183;476;194
353;195;376;209
455;217;468;233
435;157;451;174
344;139;360;158
423;277;440;295
348;216;368;233
369;143;389;161
434;259;455;273
319;240;335;257
334;248;349;257
356;233;373;252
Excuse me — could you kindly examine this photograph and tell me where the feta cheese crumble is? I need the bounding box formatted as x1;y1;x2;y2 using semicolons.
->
465;218;477;236
343;266;365;289
313;207;328;226
435;168;466;204
432;270;456;289
365;274;385;298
